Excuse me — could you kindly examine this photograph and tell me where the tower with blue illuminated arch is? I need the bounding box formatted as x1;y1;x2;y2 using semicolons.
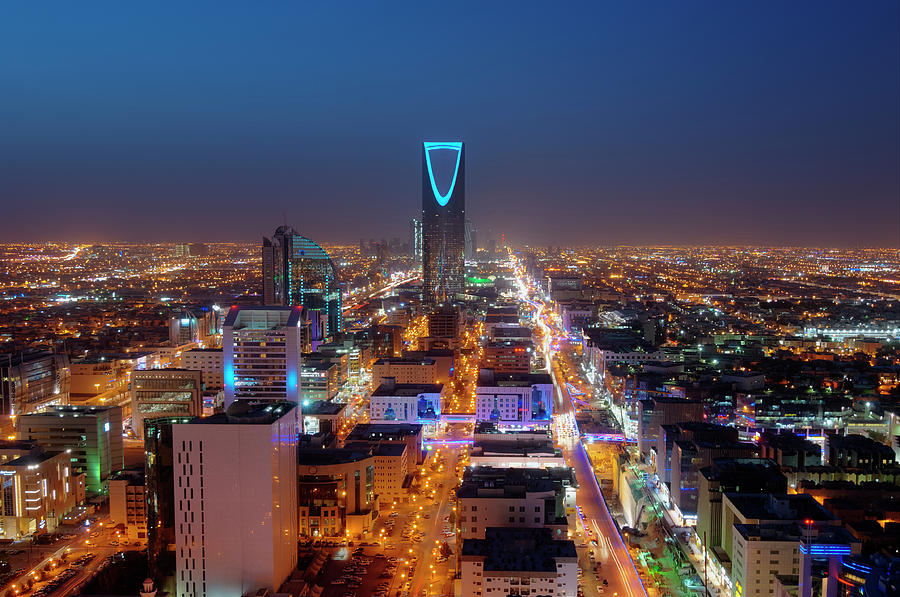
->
421;141;466;303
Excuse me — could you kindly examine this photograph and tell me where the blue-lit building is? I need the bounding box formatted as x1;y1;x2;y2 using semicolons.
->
422;142;465;304
262;226;343;336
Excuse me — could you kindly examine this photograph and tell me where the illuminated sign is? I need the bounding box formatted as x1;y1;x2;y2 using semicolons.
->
423;141;462;207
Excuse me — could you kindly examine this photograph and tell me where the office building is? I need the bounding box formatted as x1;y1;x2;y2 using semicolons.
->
475;370;553;427
145;416;193;582
16;405;123;493
0;350;70;416
460;527;578;597
456;466;576;540
421;141;465;303
298;447;377;538
131;369;203;437
174;401;299;597
180;348;224;392
108;467;146;542
0;448;77;539
262;226;343;335
368;378;442;424
223;306;303;410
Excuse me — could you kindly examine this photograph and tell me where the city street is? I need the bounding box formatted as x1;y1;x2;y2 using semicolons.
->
516;264;647;597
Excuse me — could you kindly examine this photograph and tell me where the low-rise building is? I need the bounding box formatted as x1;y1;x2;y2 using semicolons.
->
372;357;439;385
369;378;442;424
470;426;565;469
344;423;424;474
456;466;576;540
475;370;553;427
301;400;347;435
298;448;377;538
0;448;77;539
460;527;578;597
345;441;409;506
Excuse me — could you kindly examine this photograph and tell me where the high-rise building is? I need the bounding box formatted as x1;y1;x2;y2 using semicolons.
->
409;218;422;261
465;219;477;261
262;226;343;336
173;400;298;597
0;350;70;416
223;306;303;412
422;141;465;304
130;369;203;437
16;405;123;493
144;416;193;582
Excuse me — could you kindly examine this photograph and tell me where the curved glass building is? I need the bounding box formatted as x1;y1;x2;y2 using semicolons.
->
262;226;343;336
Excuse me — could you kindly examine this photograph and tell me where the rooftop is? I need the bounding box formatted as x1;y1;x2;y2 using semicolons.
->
303;400;346;416
461;527;576;572
345;423;423;439
724;493;837;522
2;450;65;468
190;400;296;425
298;447;372;466
371;382;443;397
477;370;552;387
458;467;578;500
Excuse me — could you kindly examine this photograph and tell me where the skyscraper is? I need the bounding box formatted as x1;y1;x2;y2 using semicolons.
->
465;219;477;262
409;217;422;261
223;306;303;411
422;141;465;304
174;400;298;597
262;226;343;336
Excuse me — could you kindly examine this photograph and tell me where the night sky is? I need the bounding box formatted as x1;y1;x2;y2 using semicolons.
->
1;2;898;247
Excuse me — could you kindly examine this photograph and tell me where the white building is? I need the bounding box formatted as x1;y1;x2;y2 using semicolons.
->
181;348;224;391
369;378;442;424
174;401;298;597
460;527;578;597
475;370;553;427
456;467;575;540
223;306;303;410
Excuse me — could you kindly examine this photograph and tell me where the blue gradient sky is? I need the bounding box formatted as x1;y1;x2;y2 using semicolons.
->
1;1;897;246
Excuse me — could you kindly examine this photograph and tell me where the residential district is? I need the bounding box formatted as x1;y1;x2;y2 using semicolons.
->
0;146;898;597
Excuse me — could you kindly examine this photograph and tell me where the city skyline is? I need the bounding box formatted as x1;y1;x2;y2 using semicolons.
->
1;2;898;247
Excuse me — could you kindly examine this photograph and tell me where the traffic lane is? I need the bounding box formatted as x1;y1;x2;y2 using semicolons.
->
547;337;645;597
408;449;458;597
568;442;646;597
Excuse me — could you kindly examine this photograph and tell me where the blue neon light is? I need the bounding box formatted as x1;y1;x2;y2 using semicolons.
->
424;142;462;206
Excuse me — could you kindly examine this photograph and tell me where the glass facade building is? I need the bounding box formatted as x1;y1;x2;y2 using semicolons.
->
422;142;466;304
262;226;343;336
